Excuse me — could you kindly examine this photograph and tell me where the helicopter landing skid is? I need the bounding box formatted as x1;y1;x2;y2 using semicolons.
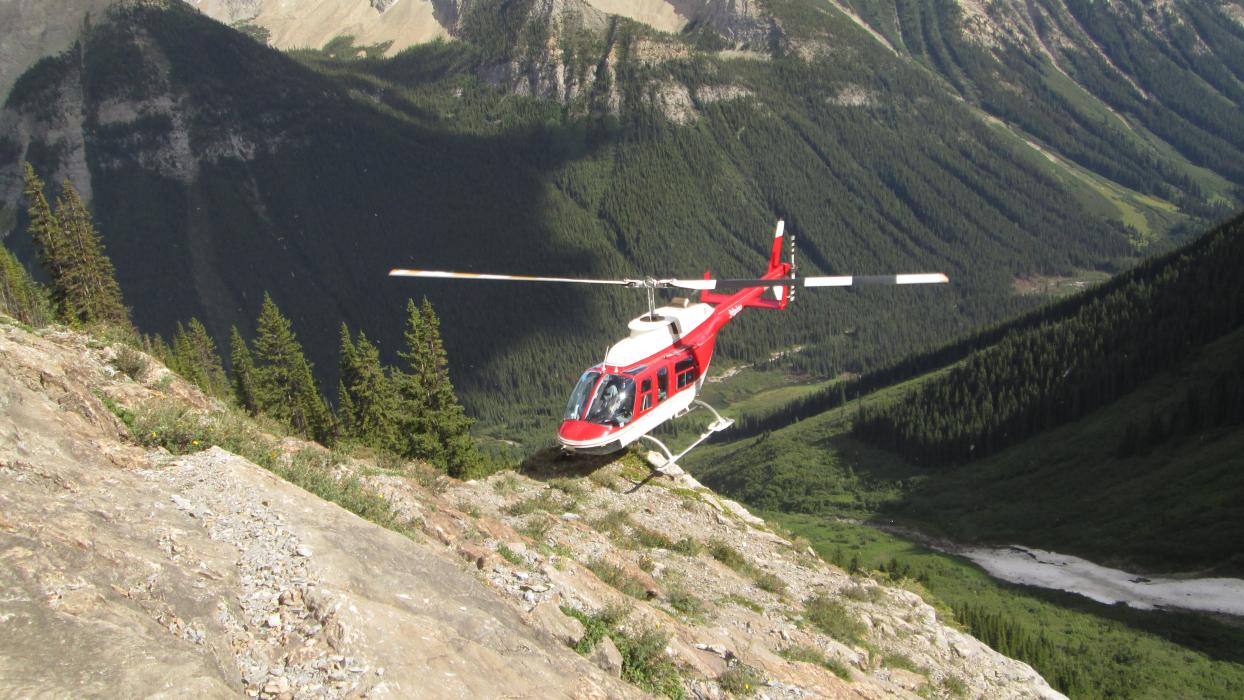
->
640;400;734;476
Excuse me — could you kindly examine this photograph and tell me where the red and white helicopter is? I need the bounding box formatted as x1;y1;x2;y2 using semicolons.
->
391;221;948;473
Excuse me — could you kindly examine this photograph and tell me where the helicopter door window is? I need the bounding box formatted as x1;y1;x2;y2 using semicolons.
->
657;368;668;401
675;358;696;389
641;378;653;411
585;374;636;427
564;370;601;421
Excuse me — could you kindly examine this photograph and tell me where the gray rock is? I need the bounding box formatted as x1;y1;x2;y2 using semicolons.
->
590;636;623;678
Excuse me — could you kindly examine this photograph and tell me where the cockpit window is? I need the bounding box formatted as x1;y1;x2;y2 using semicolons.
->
585;374;635;427
564;370;601;421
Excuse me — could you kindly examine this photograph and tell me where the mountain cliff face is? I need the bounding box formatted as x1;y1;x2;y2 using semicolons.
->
182;0;770;53
0;315;1064;698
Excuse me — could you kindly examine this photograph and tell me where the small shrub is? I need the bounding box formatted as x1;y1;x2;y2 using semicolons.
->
587;558;649;599
588;469;616;489
590;508;630;536
843;582;884;604
492;472;521;495
519;515;553;540
637;554;656;572
132;405;211;454
408;462;450;493
780;645;853;680
804;595;865;645
506;490;567;516
95;391;135;431
709;540;750;572
497;543;525;566
549;477;587;497
718;663;763;696
670;536;702;556
562;603;630;653
561;606;681;698
616;627;683;698
755;572;787;595
376;449;408;472
942;674;967;697
722;594;764;613
457;499;482;518
666;588;705;618
823;655;853;680
110;345;148;380
882;653;925;675
632;524;675;550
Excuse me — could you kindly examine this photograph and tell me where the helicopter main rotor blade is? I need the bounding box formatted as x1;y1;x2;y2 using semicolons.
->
683;273;950;290
803;273;950;287
389;269;633;286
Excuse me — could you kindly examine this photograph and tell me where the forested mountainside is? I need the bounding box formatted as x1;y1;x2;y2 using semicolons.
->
693;211;1244;574
1;0;1242;444
853;211;1244;467
844;0;1244;221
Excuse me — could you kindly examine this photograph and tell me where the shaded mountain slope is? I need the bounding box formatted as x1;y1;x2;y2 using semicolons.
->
0;0;1154;444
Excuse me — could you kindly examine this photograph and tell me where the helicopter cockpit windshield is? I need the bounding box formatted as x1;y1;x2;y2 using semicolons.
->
564;370;635;427
564;370;601;421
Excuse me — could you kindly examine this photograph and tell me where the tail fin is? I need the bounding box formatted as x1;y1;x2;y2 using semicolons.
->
700;219;793;310
768;219;786;274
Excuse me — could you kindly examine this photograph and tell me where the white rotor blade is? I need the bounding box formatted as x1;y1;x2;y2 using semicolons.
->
803;273;949;287
389;269;632;286
665;279;720;290
685;273;949;290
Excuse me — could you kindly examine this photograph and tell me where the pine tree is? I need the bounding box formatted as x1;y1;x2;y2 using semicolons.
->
229;326;259;414
23;165;129;329
251;293;335;443
0;242;52;327
337;324;360;437
394;298;481;477
22;163;69;316
52;180;129;327
171;318;228;397
343;328;398;449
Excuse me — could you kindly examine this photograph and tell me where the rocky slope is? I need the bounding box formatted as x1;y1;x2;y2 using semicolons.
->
0;315;1064;699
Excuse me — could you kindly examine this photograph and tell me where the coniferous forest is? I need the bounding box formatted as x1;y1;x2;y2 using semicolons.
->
853;211;1244;466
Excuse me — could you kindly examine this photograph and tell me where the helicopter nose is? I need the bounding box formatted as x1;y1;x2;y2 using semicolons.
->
558;420;610;445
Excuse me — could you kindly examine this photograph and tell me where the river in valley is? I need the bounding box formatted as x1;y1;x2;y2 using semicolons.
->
955;545;1244;616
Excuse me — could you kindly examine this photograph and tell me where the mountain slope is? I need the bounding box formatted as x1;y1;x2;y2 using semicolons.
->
0;0;1158;444
0;316;1064;698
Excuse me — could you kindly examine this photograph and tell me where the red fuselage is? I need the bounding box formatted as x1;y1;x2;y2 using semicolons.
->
557;266;790;454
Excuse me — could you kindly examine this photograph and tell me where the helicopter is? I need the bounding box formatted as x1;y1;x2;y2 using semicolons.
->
390;221;948;474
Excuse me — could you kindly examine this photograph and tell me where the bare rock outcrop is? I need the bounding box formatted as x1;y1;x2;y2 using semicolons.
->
0;317;1065;698
0;320;641;698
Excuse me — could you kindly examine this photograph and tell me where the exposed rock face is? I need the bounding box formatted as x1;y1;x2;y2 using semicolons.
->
0;321;642;698
0;0;119;105
0;317;1066;699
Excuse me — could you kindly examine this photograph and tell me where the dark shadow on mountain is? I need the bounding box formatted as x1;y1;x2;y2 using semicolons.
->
1;2;622;435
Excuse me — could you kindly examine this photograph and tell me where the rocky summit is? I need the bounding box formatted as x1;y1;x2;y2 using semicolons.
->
0;315;1063;698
